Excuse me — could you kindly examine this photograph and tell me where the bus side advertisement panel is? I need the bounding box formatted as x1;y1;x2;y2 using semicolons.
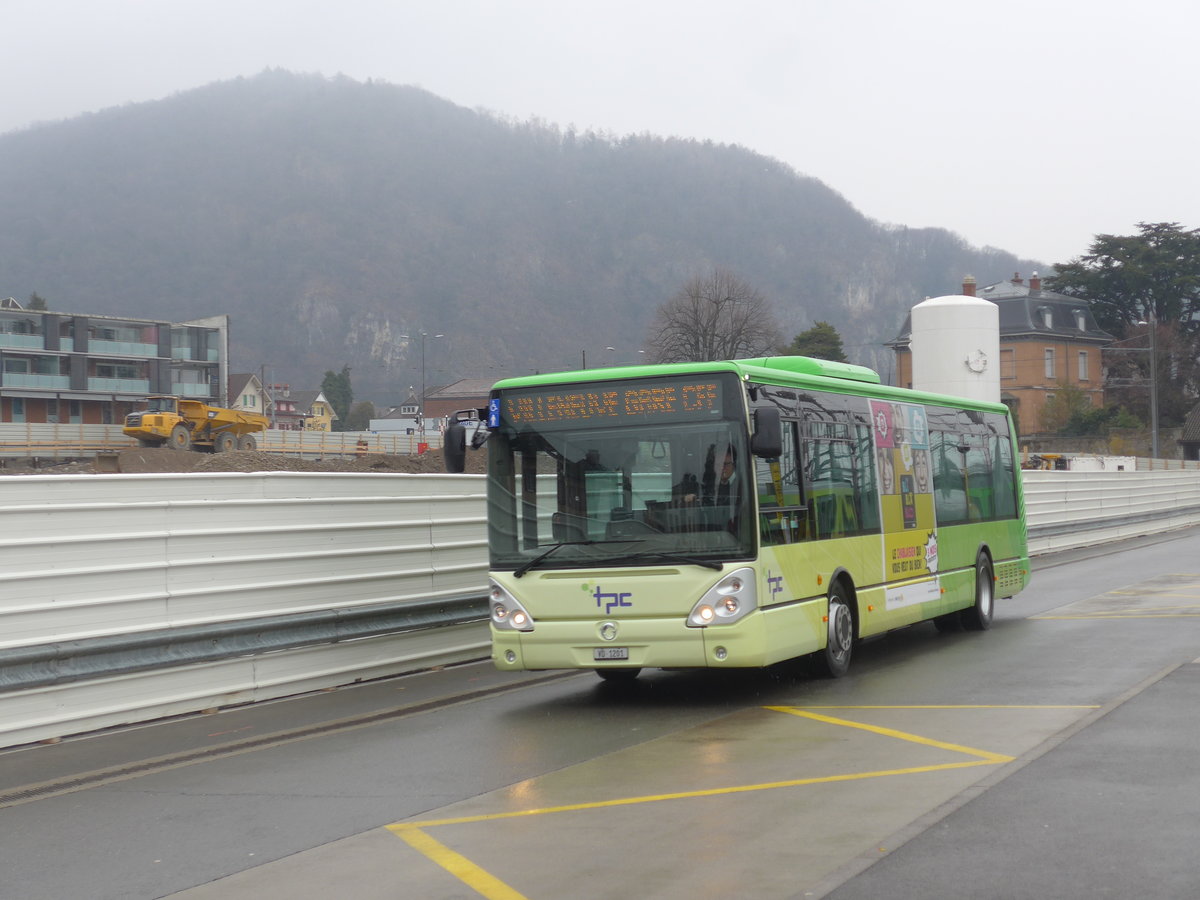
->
869;400;940;611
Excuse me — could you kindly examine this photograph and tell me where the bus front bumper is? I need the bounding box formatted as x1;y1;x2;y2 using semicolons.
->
491;614;780;672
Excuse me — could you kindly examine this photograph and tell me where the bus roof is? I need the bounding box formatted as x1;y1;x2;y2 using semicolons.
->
490;356;1011;415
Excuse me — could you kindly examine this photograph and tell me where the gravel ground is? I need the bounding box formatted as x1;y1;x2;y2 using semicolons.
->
0;446;487;476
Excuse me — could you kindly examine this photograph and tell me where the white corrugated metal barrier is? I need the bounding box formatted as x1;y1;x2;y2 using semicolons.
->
1022;469;1200;554
3;467;1200;748
0;472;486;748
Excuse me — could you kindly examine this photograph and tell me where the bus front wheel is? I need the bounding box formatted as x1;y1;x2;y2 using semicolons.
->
960;555;995;631
812;583;854;678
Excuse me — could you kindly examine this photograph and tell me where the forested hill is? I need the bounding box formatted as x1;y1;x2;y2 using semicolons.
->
0;70;1042;402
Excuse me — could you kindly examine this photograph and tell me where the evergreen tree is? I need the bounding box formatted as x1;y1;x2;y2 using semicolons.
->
1048;222;1200;427
321;365;353;430
344;400;376;432
787;321;847;362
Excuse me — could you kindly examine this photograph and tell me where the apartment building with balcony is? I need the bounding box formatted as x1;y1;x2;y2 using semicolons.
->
0;299;228;424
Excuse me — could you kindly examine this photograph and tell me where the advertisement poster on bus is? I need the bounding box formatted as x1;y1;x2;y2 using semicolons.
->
870;400;940;610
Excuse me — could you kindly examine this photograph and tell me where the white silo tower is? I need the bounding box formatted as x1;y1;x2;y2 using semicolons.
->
909;289;1000;403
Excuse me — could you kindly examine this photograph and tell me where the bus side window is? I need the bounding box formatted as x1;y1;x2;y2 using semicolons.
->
932;431;968;524
992;433;1018;518
855;425;880;533
964;438;993;520
757;419;806;545
805;436;858;540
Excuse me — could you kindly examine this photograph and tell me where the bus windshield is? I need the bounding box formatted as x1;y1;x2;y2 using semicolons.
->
487;377;754;571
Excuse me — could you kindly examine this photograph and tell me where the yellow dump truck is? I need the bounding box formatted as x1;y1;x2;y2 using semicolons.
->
123;396;269;452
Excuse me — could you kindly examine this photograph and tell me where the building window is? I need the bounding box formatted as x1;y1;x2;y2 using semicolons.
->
11;398;25;423
1000;348;1016;380
1044;348;1056;379
1078;350;1089;381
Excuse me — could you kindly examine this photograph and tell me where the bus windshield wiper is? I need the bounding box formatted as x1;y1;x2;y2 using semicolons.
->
615;550;722;571
513;539;645;578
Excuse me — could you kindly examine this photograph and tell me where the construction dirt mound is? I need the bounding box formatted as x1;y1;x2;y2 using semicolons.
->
0;446;487;476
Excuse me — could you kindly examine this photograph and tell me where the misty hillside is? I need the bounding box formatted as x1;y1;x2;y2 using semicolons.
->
0;70;1042;402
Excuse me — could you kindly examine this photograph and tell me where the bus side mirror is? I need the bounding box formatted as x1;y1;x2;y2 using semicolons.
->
444;423;467;473
750;407;782;458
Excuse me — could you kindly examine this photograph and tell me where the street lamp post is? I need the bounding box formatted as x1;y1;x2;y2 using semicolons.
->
1104;317;1160;458
1149;310;1159;458
419;332;444;434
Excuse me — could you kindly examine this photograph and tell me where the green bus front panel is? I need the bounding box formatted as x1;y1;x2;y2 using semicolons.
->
490;565;830;672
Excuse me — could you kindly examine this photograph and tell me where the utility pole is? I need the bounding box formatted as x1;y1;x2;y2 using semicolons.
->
1149;309;1159;458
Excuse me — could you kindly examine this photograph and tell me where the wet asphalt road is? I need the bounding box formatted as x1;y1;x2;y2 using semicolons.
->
2;528;1198;899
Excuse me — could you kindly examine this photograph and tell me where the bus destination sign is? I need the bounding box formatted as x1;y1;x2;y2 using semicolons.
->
502;377;729;428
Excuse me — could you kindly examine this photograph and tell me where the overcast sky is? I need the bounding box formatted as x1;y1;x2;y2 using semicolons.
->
5;0;1196;266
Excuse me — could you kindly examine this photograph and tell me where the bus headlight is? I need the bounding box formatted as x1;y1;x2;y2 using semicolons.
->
490;580;535;632
687;568;757;627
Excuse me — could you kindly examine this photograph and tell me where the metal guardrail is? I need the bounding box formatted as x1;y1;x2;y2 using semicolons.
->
0;595;488;692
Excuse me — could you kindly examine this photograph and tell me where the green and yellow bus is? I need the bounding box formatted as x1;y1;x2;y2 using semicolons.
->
454;356;1029;681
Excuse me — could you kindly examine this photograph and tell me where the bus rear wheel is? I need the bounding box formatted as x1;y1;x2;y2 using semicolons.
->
812;582;854;678
960;555;995;631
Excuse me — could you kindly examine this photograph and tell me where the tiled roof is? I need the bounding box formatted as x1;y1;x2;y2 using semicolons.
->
427;378;496;398
889;279;1115;345
1182;403;1200;443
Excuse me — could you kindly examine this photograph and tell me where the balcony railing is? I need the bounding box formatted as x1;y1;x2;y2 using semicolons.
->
173;383;216;398
89;340;159;357
87;377;151;393
0;334;45;349
1;374;71;389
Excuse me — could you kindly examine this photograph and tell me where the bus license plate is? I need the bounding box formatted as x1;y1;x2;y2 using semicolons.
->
593;647;629;661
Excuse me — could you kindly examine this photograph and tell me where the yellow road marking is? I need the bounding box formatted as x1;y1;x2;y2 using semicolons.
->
391;826;530;900
796;704;1098;710
393;759;999;830
1034;612;1200;619
765;707;1013;764
386;704;1033;894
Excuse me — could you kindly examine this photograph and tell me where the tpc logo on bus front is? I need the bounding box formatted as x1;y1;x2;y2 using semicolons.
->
591;584;632;615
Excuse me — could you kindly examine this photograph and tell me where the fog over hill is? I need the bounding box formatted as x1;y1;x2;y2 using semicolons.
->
0;70;1043;403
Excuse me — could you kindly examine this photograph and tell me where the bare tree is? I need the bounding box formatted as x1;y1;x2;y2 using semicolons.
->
647;268;781;363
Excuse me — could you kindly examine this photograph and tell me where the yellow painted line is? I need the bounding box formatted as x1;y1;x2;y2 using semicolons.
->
392;705;1016;832
385;704;1032;895
395;758;999;829
796;704;1099;710
390;826;529;900
1033;613;1200;620
765;707;1014;764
